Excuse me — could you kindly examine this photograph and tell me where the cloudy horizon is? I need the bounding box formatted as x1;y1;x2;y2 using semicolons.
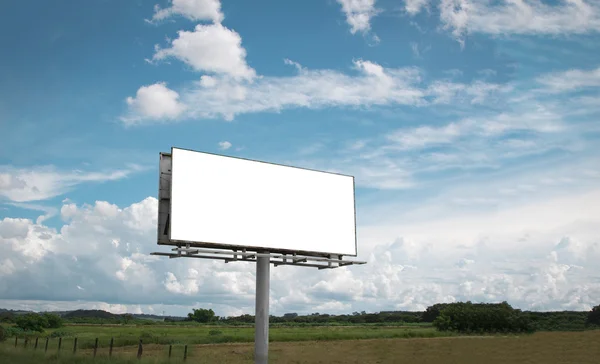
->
1;0;599;317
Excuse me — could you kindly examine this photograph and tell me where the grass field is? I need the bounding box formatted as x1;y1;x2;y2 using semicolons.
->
3;324;447;349
2;330;600;363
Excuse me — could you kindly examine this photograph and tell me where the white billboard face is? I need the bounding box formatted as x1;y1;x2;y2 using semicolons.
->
168;148;357;256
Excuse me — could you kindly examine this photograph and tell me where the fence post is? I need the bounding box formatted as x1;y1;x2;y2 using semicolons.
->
137;339;143;359
14;336;17;347
45;337;49;353
93;338;98;358
58;337;62;353
184;345;188;361
24;337;28;348
35;337;39;350
168;344;172;358
73;337;78;354
109;337;114;358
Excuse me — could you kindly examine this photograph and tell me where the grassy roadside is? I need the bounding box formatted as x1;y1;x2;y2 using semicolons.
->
2;331;600;364
3;325;449;349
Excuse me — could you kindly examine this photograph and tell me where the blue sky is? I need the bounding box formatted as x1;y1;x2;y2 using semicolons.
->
1;0;599;316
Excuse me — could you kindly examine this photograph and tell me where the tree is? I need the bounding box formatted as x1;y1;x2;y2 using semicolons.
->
187;308;218;323
0;312;15;323
422;303;451;323
0;326;6;342
432;301;534;334
15;313;49;332
587;305;600;326
121;314;134;324
42;313;63;328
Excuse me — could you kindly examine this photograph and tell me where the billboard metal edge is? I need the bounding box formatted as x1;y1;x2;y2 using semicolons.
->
163;146;358;258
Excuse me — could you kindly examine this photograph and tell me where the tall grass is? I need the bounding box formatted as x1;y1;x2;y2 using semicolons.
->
6;326;447;347
0;345;185;364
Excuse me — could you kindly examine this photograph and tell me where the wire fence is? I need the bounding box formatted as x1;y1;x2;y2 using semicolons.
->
13;335;190;360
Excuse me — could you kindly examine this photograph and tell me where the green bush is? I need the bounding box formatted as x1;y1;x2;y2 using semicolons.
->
0;326;6;342
13;312;64;333
49;330;74;338
42;313;64;329
587;305;600;327
15;313;48;332
140;331;154;339
432;301;535;334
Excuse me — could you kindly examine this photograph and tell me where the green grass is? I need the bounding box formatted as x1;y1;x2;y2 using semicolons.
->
2;330;600;364
0;345;183;364
3;324;448;350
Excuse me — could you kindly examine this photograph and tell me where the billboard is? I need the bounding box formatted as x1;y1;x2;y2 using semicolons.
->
158;147;357;257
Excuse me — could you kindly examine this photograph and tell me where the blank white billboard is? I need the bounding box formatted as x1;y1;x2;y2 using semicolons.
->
168;147;357;256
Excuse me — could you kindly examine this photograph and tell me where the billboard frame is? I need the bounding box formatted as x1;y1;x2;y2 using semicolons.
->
159;147;358;258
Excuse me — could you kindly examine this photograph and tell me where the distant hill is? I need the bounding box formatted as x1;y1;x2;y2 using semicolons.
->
0;308;187;321
62;309;120;319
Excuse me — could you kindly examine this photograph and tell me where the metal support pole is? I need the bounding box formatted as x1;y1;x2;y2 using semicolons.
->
254;254;270;364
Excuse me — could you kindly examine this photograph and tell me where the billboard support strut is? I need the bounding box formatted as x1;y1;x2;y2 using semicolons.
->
255;254;270;364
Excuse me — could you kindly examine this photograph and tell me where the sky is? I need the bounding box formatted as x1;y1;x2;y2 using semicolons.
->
0;0;599;317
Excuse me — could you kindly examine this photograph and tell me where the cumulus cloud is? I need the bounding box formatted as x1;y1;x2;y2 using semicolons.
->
1;165;599;315
126;59;512;124
152;23;255;80
438;0;600;42
337;0;380;34
218;141;232;150
150;0;224;23
123;83;186;124
0;165;145;202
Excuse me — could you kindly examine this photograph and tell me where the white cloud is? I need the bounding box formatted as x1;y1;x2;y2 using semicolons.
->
123;82;186;124
150;0;224;23
405;0;429;15
125;60;428;123
1;183;599;315
439;0;600;42
6;202;57;224
337;0;380;34
536;66;600;92
152;23;255;80
0;165;145;202
385;106;563;151
218;141;232;150
426;80;509;104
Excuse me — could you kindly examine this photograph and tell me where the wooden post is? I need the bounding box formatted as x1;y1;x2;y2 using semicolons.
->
73;337;78;354
137;339;143;359
58;337;62;352
35;337;39;350
24;337;28;348
14;336;17;347
168;344;172;358
184;345;188;361
93;338;98;358
109;337;114;357
45;337;49;353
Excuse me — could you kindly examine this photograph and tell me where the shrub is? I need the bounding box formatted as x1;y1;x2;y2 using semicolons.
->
0;326;6;342
15;313;48;332
208;329;223;336
433;301;535;334
587;305;600;327
140;331;154;339
42;313;63;329
49;330;73;338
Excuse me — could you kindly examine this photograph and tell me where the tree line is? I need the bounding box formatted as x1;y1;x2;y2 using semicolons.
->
1;303;599;340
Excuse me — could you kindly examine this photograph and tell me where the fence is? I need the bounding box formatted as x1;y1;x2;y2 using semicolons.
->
13;335;190;360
